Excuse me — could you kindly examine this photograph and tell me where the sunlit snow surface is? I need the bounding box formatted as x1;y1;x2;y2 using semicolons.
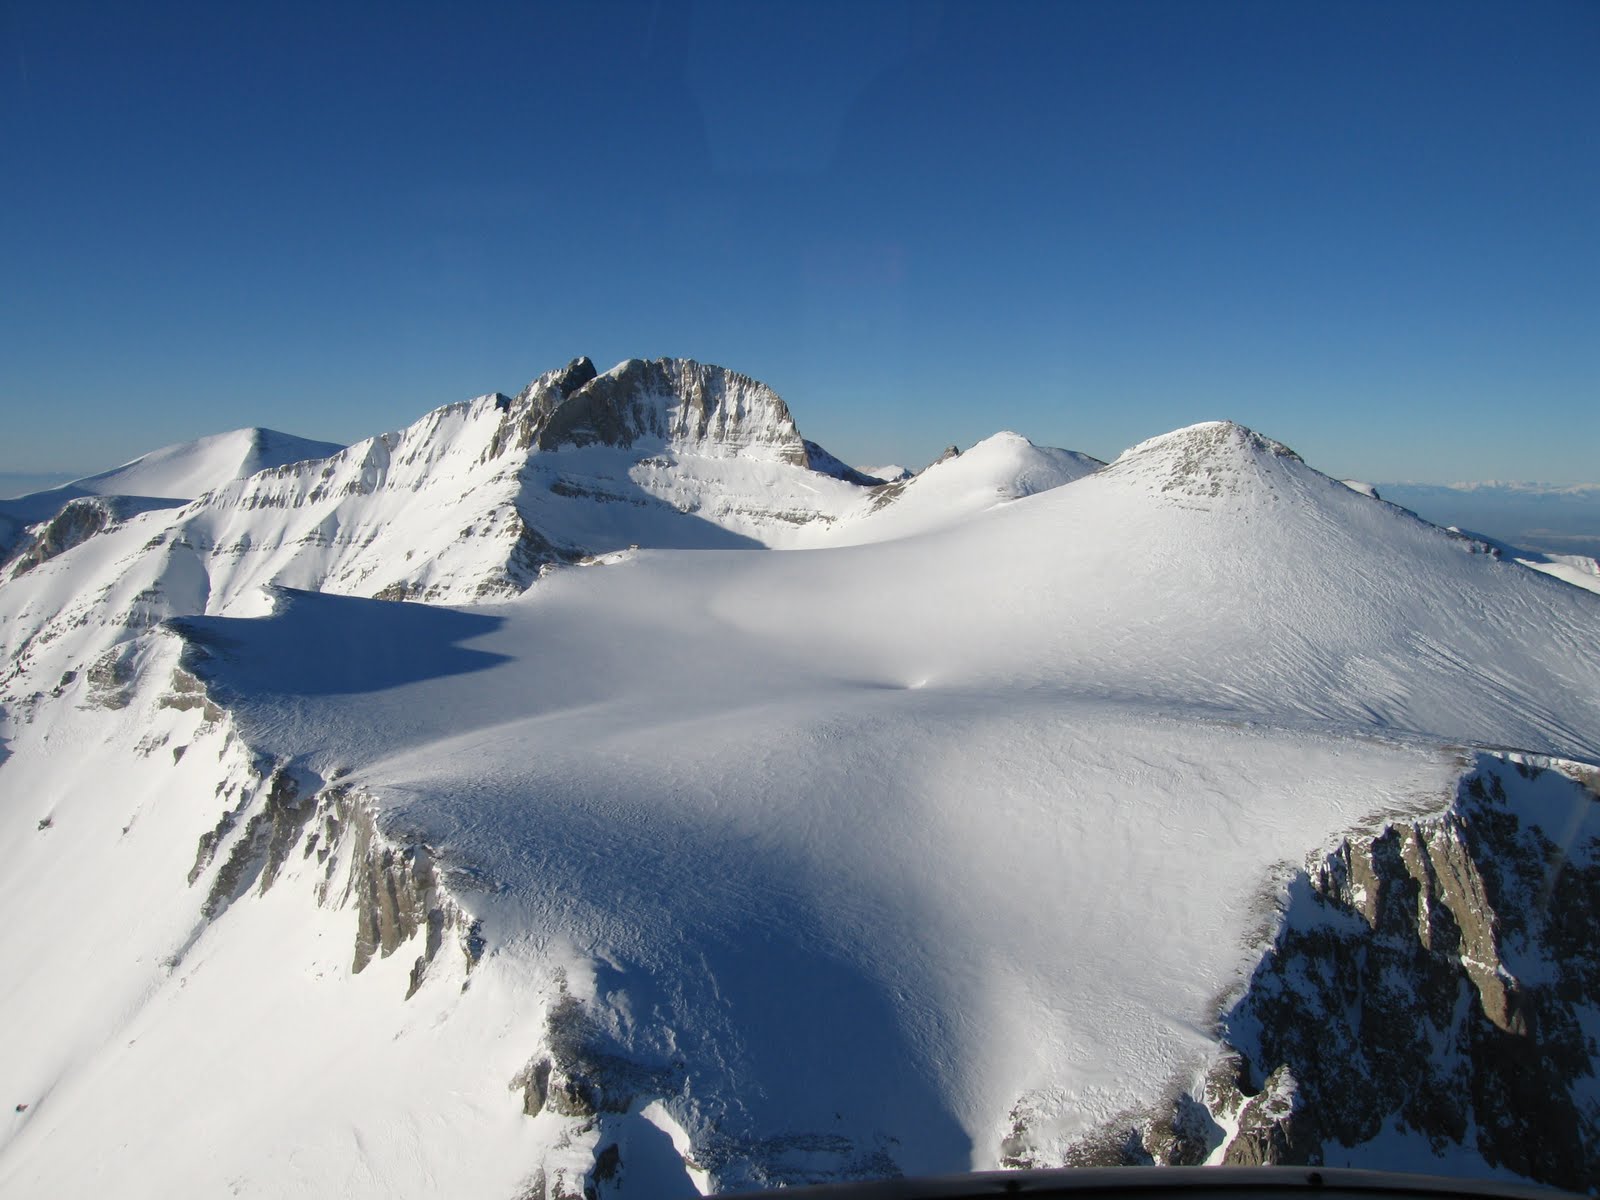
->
0;426;345;527
2;419;1599;1196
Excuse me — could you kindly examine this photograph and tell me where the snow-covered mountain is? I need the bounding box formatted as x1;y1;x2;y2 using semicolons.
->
0;358;1096;705
0;427;345;568
2;364;1598;1199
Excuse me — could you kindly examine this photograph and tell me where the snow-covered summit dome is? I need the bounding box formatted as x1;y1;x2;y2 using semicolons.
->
1106;420;1304;501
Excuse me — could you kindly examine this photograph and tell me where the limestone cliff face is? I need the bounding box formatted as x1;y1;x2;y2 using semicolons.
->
523;357;811;465
1219;754;1600;1189
174;660;481;1001
1010;753;1600;1191
492;355;601;460
194;769;481;998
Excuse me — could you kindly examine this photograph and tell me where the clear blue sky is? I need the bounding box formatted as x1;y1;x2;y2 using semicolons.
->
3;0;1596;486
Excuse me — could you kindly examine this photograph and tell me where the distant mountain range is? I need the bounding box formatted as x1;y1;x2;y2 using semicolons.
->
1369;480;1600;559
1;359;1598;1198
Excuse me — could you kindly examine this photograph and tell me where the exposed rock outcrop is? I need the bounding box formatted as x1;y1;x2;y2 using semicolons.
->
182;750;476;997
529;358;810;464
330;795;450;979
511;987;679;1121
491;356;601;459
6;496;115;577
84;646;137;709
1220;1067;1319;1166
1217;754;1600;1189
1010;753;1600;1190
197;763;314;919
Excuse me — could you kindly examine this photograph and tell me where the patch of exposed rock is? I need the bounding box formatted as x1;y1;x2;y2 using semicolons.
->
182;749;478;999
311;790;481;992
510;988;679;1121
6;497;116;577
194;761;313;917
83;646;137;709
1109;421;1302;502
490;356;600;460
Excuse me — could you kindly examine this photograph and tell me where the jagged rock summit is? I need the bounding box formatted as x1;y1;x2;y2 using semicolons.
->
520;356;808;462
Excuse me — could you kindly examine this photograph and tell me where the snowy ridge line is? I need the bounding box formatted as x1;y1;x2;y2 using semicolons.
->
1339;482;1600;598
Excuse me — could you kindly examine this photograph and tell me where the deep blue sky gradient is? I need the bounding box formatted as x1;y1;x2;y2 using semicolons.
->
3;0;1596;483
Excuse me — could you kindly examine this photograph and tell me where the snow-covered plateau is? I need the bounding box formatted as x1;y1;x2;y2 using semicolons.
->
1;358;1598;1198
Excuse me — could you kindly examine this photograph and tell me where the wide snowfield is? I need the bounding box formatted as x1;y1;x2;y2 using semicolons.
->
2;421;1597;1196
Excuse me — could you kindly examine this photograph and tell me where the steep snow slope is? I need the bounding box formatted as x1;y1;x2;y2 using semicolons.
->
4;415;1597;1197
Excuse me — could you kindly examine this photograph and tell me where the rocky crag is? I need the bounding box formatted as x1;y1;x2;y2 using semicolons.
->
1007;753;1600;1192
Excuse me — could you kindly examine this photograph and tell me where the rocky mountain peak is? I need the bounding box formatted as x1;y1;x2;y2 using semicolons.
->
511;356;600;421
528;357;809;464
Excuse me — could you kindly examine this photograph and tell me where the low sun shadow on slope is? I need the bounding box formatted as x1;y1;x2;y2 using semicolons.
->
689;932;977;1183
513;451;777;559
516;922;976;1188
166;587;510;699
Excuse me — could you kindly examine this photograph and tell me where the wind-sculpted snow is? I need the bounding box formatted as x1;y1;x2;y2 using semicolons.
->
2;377;1599;1197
